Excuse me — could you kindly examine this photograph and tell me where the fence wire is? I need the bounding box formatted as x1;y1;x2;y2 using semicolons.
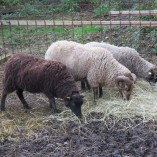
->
0;0;157;62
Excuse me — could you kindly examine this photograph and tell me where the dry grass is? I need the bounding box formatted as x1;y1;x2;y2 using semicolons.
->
0;61;157;141
82;80;157;121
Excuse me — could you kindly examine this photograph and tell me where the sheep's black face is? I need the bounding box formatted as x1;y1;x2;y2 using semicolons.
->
65;94;84;118
145;68;157;84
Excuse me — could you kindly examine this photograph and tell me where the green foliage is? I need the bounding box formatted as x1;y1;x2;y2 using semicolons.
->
0;25;103;46
0;0;21;6
74;26;103;35
93;3;109;17
0;0;41;6
52;0;100;13
52;0;80;13
20;4;40;16
140;15;157;21
61;0;80;12
52;4;62;13
150;29;157;55
2;3;53;20
132;30;140;50
1;0;157;56
134;0;157;10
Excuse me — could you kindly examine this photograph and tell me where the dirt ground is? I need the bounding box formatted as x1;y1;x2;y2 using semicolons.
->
1;116;157;157
1;64;157;157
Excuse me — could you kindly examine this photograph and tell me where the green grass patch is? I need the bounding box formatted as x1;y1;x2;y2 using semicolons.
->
1;25;104;46
0;26;67;45
72;25;104;42
74;25;103;35
0;25;104;55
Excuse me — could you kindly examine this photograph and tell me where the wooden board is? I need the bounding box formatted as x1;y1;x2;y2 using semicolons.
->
108;10;157;16
1;20;157;26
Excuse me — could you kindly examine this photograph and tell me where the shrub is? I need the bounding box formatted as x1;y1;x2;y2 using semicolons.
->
93;3;109;17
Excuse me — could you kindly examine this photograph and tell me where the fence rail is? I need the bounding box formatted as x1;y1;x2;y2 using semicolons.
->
109;10;157;16
1;20;157;26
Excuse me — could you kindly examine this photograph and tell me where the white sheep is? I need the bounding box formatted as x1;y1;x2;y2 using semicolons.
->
45;40;136;100
85;42;157;83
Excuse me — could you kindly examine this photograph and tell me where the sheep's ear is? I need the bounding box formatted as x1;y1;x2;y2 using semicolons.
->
131;73;137;82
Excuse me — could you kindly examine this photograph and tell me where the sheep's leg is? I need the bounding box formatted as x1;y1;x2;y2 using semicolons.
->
92;87;99;101
119;90;126;100
85;79;91;90
87;72;98;100
49;97;60;113
16;89;31;109
81;79;91;90
46;94;59;113
0;91;7;111
49;97;56;110
81;81;86;90
45;94;56;112
99;86;103;98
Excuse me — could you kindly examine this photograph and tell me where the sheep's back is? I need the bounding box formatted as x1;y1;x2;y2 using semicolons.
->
83;45;131;86
45;41;96;80
45;40;130;84
85;42;142;76
4;53;75;94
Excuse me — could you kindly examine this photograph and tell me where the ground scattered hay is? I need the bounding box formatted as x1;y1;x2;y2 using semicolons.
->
1;65;157;156
81;80;157;121
0;79;157;141
1;116;157;157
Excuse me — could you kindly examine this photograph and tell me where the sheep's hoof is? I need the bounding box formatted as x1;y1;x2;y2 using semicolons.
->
0;108;5;112
93;100;97;105
51;108;61;114
24;105;32;109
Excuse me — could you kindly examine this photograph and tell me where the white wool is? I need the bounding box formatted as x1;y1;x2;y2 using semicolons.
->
45;40;134;90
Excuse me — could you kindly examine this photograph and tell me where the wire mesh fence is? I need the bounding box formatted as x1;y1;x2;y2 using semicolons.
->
0;0;157;62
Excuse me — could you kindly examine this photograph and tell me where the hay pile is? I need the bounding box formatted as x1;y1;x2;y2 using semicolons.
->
0;79;157;141
82;80;157;121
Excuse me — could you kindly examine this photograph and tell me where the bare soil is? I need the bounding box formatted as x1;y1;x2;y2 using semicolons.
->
1;116;157;157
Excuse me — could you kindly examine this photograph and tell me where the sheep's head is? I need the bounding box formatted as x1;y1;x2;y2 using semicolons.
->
145;67;157;84
115;73;136;100
65;92;84;118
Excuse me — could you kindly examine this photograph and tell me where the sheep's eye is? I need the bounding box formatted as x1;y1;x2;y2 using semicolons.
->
148;72;152;75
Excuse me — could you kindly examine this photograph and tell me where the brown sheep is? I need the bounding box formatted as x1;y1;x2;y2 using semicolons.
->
0;53;84;117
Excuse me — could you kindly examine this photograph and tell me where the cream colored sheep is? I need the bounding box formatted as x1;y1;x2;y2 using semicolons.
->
45;40;136;100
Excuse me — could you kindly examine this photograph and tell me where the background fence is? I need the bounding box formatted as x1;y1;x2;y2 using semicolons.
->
0;0;157;62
